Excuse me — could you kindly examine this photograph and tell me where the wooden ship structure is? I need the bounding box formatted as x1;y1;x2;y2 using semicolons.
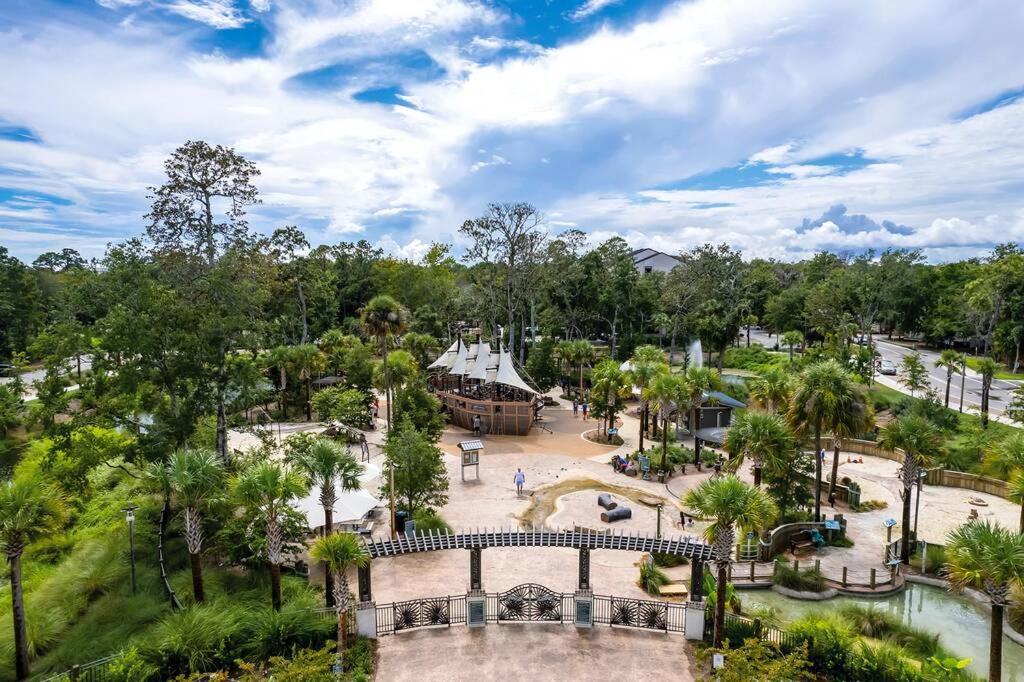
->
427;333;542;436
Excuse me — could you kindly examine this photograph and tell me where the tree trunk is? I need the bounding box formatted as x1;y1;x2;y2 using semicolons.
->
900;480;913;564
753;462;762;487
944;372;951;408
383;347;392;433
216;379;228;465
296;279;309;344
814;424;822;522
639;403;646;452
960;365;966;413
279;367;287;417
270;562;282;612
714;564;727;647
990;602;1003;682
10;553;30;680
660;414;669;473
746;328;750;347
305;377;312;421
578;364;584;398
982;378;991;428
190;552;205;603
828;441;841;499
323;505;336;607
338;605;348;668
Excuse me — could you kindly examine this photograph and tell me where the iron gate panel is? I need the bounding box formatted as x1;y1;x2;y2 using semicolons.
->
392;596;452;631
608;596;668;631
498;583;563;621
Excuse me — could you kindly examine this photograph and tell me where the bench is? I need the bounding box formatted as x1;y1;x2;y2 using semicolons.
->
659;583;689;598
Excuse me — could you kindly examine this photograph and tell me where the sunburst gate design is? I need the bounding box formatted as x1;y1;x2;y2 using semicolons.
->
609;597;668;630
498;583;562;621
393;596;451;630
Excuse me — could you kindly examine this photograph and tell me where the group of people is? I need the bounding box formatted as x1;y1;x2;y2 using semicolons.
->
572;396;589;420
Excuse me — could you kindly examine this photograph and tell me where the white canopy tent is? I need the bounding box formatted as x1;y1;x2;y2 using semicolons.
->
296;486;381;531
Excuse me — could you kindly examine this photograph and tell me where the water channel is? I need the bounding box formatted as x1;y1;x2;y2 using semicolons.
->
743;583;1024;680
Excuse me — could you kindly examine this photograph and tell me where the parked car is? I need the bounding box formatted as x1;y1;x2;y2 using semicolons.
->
879;360;897;375
0;363;14;378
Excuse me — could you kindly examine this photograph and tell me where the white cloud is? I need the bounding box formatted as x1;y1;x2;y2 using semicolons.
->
765;164;837;178
166;0;248;28
570;0;620;21
250;0;271;11
470;154;510;172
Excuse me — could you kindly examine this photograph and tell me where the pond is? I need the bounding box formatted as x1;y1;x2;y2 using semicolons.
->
742;583;1024;680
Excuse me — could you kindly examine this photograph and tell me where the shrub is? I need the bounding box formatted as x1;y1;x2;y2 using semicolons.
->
838;604;940;658
105;647;160;682
851;499;888;512
774;559;826;592
638;562;669;595
411;509;452;533
240;602;334;661
723;346;788;373
784;616;858;679
909;543;946;575
138;603;246;676
653;552;688;568
701;638;814;681
722;618;759;649
827;534;854;548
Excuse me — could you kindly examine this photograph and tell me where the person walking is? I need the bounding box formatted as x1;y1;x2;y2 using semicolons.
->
473;414;481;437
514;468;526;496
572;398;579;418
581;399;589;421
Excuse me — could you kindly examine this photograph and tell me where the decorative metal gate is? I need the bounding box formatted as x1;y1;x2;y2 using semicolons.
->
594;596;669;631
393;595;453;631
497;583;563;621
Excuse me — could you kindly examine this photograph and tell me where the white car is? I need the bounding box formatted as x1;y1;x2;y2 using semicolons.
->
879;360;897;375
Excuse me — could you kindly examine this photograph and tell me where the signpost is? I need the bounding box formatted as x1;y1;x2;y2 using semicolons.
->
458;440;482;481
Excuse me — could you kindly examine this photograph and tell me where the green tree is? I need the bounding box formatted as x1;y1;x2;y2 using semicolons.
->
747;367;793;413
265;345;294;416
308;532;369;663
287;438;363;607
360;295;409;432
788;360;861;521
703;638;813;682
1007;384;1024;426
0;477;65;680
380;418;449;519
879;415;944;564
684;476;777;647
401;332;438;369
944;520;1024;682
781;330;803;362
311;387;372;429
899;351;929;397
164;448;225;603
233;462;309;611
643;372;689;474
290;343;327;421
524;337;560;392
684;366;722;467
724;410;797;488
0;384;20;437
590;358;631;441
627;345;667;452
975;357;999;428
934;350;966;409
392;382;445;442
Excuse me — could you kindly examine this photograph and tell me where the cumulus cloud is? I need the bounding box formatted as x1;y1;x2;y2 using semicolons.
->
166;0;248;28
570;0;621;21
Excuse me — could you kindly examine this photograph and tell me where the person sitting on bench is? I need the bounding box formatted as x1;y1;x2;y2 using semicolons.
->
809;528;826;549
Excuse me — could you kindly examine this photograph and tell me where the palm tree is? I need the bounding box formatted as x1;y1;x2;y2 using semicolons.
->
0;477;65;680
166;448;225;603
571;339;596;397
781;330;803;362
684;366;722;468
1009;472;1024;535
590;359;630;440
401;332;438;369
747;366;793;413
360;295;409;432
879;415;944;564
291;343;327;421
233;461;309;611
643;372;689;475
934;350;965;409
309;532;370;665
628;346;668;452
976;357;999;428
826;382;870;501
684;476;778;647
788;360;861;521
944;520;1024;682
265;345;294;416
723;411;797;487
288;438;364;607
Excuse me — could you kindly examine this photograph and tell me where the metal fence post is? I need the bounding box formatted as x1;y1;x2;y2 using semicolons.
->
69;666;80;682
749;561;755;581
842;566;848;587
794;559;799;572
814;559;820;572
870;568;876;588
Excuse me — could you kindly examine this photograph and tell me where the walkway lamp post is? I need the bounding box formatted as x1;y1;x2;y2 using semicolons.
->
122;504;138;595
912;470;926;543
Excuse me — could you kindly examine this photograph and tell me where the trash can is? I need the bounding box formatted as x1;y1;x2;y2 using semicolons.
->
395;510;408;534
405;519;417;536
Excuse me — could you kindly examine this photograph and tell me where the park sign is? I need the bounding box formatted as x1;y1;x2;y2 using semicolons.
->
458;440;482;481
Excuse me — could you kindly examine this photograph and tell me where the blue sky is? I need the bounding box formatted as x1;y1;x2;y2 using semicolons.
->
2;0;1024;263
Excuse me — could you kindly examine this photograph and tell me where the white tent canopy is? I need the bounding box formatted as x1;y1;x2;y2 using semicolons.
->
296;487;380;531
428;338;460;370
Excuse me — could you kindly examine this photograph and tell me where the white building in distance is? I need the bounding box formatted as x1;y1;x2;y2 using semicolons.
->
631;248;681;274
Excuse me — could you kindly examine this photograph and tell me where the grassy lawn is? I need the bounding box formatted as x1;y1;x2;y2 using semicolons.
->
965;356;1023;380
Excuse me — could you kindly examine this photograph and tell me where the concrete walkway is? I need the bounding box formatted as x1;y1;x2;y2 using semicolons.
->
375;625;698;681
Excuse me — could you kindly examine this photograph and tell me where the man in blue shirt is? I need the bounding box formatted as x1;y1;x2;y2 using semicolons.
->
514;468;526;496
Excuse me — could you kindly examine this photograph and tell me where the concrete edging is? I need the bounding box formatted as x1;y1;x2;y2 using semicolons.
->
771;584;838;601
905;574;1024;647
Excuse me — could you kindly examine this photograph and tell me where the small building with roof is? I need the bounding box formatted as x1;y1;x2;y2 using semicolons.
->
631;248;681;274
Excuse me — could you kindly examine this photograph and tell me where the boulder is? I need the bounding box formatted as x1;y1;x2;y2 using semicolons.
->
601;506;632;523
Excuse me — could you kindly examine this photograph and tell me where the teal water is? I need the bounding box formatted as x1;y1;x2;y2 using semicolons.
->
742;583;1024;681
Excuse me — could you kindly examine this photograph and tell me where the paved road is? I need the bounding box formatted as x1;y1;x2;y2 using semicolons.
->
746;330;1019;421
0;357;92;401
